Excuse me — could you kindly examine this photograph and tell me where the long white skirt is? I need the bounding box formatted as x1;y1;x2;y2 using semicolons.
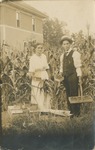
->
31;79;51;110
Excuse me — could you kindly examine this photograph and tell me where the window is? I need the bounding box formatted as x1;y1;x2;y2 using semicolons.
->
32;18;36;31
16;11;20;27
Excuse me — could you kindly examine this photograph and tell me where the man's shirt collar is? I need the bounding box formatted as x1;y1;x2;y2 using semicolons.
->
65;48;72;55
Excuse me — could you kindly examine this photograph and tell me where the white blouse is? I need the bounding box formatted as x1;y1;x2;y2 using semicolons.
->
60;49;82;76
29;54;49;80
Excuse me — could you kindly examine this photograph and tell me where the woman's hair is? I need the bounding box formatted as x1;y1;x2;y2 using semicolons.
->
34;43;43;49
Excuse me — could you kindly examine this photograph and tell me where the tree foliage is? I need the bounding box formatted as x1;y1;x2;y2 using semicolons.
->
43;18;68;48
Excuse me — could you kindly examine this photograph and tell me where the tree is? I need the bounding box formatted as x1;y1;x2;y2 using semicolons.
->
43;18;68;48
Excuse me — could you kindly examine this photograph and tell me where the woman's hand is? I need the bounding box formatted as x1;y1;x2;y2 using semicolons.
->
27;72;35;78
35;69;42;72
42;67;46;71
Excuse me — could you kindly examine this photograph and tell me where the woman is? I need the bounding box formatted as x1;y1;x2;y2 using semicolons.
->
28;43;50;110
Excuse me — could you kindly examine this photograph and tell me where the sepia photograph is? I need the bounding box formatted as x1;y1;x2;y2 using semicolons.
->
0;0;95;149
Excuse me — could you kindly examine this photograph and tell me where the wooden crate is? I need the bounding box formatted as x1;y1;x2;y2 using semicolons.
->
69;95;93;104
49;109;71;117
8;105;23;116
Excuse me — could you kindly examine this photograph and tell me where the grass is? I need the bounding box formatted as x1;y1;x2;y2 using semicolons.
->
2;108;95;150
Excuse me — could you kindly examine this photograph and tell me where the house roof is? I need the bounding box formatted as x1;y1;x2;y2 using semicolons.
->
1;0;48;19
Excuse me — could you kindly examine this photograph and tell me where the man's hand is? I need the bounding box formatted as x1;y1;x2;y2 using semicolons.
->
58;72;63;78
54;73;64;82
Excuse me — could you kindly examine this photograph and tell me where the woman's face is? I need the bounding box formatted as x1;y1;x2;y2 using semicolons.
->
35;44;43;56
62;40;71;52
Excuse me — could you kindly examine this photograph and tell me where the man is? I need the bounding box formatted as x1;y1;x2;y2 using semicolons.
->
60;36;82;116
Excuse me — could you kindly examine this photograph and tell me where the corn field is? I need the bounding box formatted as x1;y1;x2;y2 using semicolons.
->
0;32;95;111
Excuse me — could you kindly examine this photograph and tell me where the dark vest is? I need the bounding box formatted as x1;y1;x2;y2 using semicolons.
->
63;50;76;77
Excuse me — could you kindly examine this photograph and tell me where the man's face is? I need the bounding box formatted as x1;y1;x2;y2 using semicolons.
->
62;40;71;52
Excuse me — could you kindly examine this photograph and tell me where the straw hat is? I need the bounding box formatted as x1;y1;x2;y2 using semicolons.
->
60;36;73;45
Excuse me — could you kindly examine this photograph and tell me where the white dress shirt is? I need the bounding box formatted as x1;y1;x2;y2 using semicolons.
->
60;49;82;76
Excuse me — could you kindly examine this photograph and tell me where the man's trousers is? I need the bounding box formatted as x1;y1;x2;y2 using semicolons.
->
64;73;80;116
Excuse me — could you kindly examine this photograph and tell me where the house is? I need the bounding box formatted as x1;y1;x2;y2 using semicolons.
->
0;1;47;50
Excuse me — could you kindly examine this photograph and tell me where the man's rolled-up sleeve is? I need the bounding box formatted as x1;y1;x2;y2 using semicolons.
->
73;51;82;77
60;54;64;73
